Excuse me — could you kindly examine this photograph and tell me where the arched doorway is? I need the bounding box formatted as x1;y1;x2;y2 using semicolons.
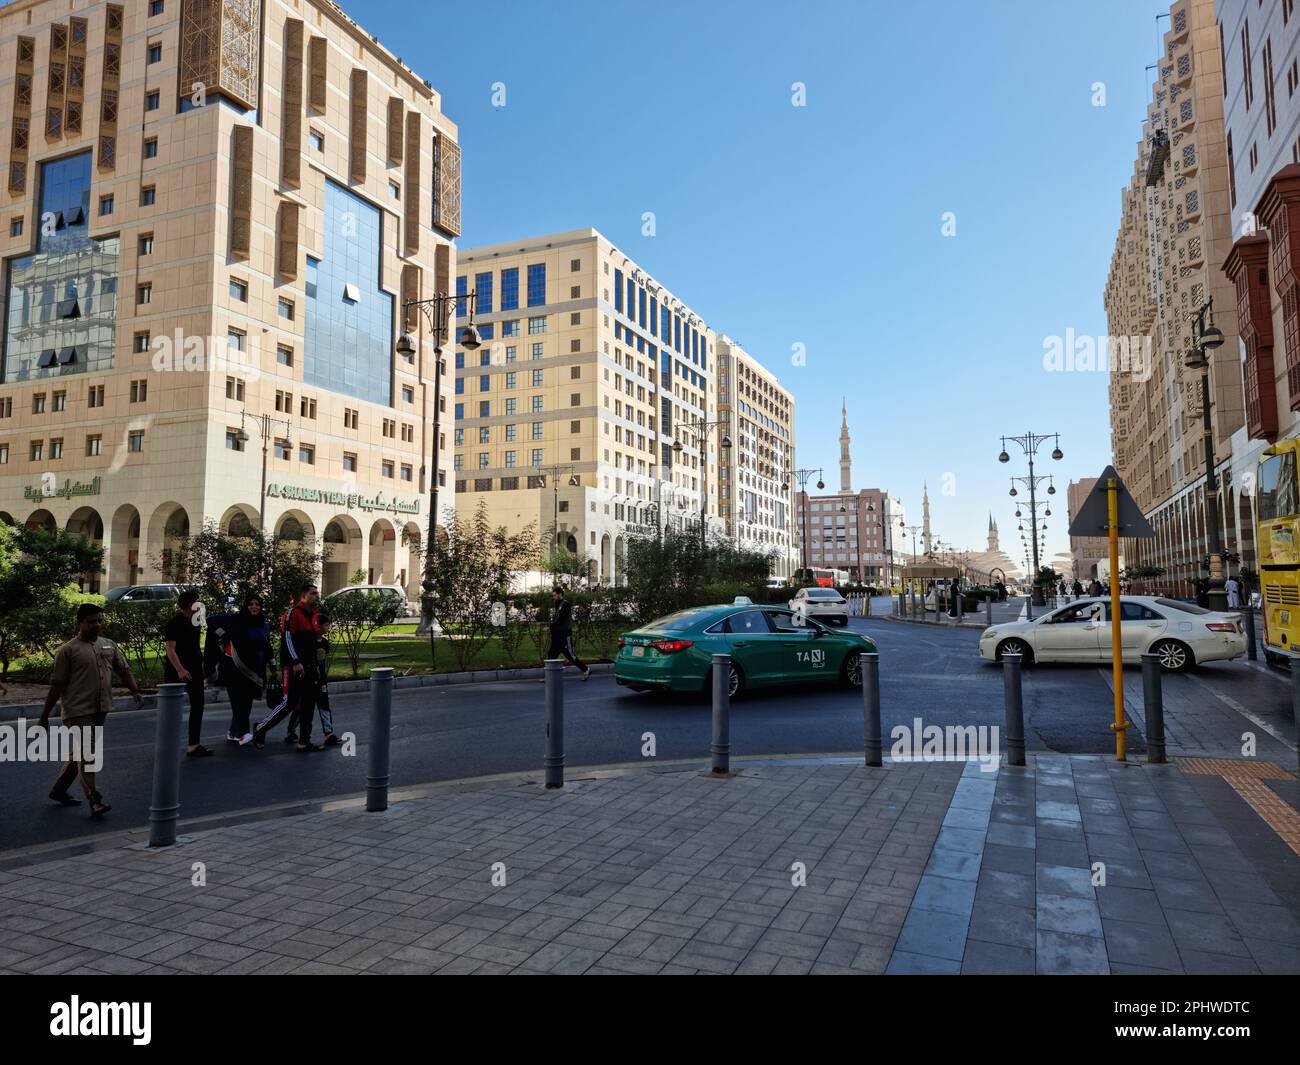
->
402;522;423;602
220;504;259;539
600;533;611;583
321;516;362;595
66;506;105;593
25;509;56;532
147;503;191;581
274;510;315;545
109;504;141;589
614;534;626;587
368;518;397;585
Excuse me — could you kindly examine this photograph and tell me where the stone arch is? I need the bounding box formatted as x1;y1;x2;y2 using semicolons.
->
273;509;315;544
320;515;363;595
614;534;626;587
368;518;398;585
220;503;259;538
0;511;15;526
600;533;611;583
109;504;141;589
402;521;423;602
25;508;56;532
66;506;106;593
147;502;191;581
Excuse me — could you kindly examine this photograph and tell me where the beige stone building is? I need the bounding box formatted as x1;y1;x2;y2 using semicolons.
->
0;0;460;597
1066;478;1109;581
453;229;724;584
715;336;797;578
1105;0;1244;595
1218;0;1300;570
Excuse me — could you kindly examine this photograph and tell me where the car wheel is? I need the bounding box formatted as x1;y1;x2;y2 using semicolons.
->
842;651;863;688
728;663;745;699
996;638;1034;666
1151;638;1193;673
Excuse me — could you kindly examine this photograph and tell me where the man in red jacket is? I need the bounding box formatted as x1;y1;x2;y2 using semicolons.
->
252;584;323;751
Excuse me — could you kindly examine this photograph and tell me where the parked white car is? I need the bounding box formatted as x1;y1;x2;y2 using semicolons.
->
789;587;849;627
323;584;411;617
978;596;1246;672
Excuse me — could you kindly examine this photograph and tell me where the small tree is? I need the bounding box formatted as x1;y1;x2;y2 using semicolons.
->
326;590;399;678
102;601;173;684
423;503;538;672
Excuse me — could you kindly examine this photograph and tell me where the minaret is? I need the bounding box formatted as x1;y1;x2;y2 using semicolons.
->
922;483;932;555
839;399;852;493
988;513;998;553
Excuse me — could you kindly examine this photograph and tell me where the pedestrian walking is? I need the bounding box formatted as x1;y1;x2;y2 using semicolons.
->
1072;579;1084;597
284;611;339;747
1087;579;1102;597
547;585;590;679
164;590;211;758
252;584;323;751
204;593;273;746
1225;575;1241;610
1058;579;1067;598
1196;577;1210;609
39;603;144;818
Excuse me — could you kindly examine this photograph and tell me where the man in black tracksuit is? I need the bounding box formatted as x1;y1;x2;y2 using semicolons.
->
547;585;590;679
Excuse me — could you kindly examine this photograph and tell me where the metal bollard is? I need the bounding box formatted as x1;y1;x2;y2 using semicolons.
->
1141;653;1166;765
985;595;993;627
1243;606;1257;662
711;653;731;774
956;591;964;622
862;653;882;767
148;682;185;847
898;592;905;617
544;659;564;788
1002;654;1025;767
366;667;394;811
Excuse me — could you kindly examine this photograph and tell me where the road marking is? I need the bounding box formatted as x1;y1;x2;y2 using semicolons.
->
1183;672;1296;752
1178;758;1300;857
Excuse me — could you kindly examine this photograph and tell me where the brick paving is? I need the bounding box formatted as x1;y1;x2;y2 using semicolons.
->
0;754;1296;975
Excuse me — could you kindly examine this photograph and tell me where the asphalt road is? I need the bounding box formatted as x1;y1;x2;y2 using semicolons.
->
0;614;1287;852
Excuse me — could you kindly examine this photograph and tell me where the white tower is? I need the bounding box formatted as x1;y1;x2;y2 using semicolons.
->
839;399;852;494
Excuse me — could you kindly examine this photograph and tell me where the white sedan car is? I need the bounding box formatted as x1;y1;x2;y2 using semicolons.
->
978;596;1246;672
789;587;849;627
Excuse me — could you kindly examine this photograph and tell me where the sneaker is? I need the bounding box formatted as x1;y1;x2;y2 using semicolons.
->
225;733;240;745
295;743;323;753
283;733;298;745
186;745;214;758
252;729;266;750
238;732;253;746
323;734;340;747
49;790;80;807
581;669;591;682
89;802;111;819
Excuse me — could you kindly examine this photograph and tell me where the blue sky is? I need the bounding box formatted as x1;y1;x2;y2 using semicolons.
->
357;0;1173;568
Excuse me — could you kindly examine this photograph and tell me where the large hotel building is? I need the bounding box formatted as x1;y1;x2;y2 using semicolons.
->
0;0;460;597
453;228;800;583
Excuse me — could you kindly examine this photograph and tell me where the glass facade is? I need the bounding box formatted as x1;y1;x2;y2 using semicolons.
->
500;267;519;311
3;151;119;382
527;263;545;306
303;181;393;406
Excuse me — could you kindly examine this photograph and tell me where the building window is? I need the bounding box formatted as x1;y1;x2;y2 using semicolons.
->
149;1;164;16
277;345;293;366
128;431;144;453
389;181;400;199
137;284;152;305
532;421;543;440
147;43;162;64
531;395;543;413
299;445;314;465
278;297;294;320
531;448;544;465
48;438;63;460
299;397;317;419
308;129;324;151
527;263;546;306
144;90;160;112
344;408;359;429
229;277;248;301
504;450;516;468
527;316;547;334
99;195;113;216
228;329;245;352
225;428;244;451
32;393;45;414
502;320;519;337
532;369;544;386
381;460;394;478
274;438;291;460
139;234;154;255
9;218;22;237
30;440;43;461
130;379;147;402
85;434;101;456
342;452;357;472
400;463;412;482
0;444;7;464
87;386;103;408
143;138;158;159
532;343;544;360
52;390;66;412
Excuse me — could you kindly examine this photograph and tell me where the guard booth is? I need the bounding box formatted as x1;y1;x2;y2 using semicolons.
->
902;563;961;613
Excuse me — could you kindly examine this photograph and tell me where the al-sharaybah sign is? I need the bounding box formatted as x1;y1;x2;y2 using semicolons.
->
265;482;420;515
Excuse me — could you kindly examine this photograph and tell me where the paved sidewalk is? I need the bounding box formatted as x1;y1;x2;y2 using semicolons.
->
0;754;1296;975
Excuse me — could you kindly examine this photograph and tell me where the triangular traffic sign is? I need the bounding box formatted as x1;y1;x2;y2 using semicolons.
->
1067;466;1155;538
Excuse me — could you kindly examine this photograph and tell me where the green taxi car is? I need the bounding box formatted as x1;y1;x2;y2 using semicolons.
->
615;601;877;697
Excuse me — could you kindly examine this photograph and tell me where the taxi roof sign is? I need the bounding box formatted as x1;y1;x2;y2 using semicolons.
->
1067;465;1155;538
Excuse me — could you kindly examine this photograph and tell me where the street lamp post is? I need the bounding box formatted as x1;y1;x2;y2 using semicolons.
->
1185;299;1228;611
673;417;732;549
395;290;482;635
791;467;825;576
236;411;293;532
999;431;1063;606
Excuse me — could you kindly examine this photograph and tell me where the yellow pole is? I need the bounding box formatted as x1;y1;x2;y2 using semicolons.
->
1108;477;1127;761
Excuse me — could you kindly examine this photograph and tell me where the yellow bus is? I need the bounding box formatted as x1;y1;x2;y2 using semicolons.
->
1257;438;1300;666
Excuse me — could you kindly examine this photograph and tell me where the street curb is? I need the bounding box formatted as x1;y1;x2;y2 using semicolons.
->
0;661;616;722
880;614;992;631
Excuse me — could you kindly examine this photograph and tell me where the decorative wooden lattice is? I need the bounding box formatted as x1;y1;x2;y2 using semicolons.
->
432;134;461;238
280;19;303;190
404;112;421;254
180;0;262;111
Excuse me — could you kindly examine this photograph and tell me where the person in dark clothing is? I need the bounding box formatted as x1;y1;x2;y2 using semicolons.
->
547;585;590;679
1072;579;1084;598
164;590;211;757
253;584;322;751
205;593;273;746
285;611;338;747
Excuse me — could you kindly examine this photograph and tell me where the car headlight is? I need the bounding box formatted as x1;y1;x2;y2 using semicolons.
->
981;628;997;640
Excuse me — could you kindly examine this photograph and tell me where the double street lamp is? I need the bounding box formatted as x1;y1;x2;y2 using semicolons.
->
236;411;292;531
1185;299;1228;611
395;290;482;634
672;417;732;548
790;467;825;574
1000;431;1063;605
